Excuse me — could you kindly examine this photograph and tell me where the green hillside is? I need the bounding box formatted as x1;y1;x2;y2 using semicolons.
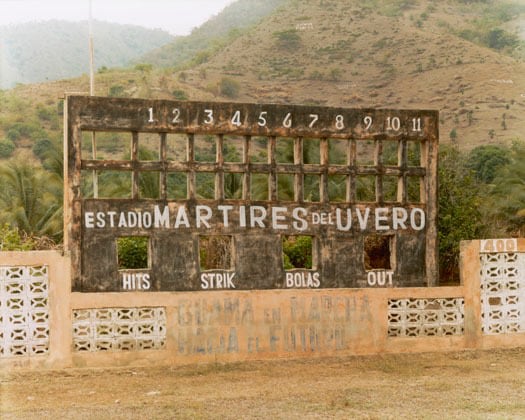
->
0;20;174;88
139;0;287;68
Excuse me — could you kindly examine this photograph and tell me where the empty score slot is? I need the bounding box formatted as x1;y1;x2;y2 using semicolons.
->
199;235;233;270
282;235;314;269
364;235;393;270
117;236;149;269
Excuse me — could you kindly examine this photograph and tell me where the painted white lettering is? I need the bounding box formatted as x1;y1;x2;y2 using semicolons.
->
226;272;235;288
216;273;223;288
118;212;127;228
122;273;132;289
142;212;152;229
201;273;209;289
386;271;393;286
272;207;288;229
377;271;386;286
321;213;332;225
336;208;352;231
313;212;333;225
239;206;247;228
196;205;212;228
292;207;308;231
392;207;408;230
127;212;138;228
108;211;117;227
82;205;426;233
154;205;170;228
250;206;267;228
367;271;394;287
142;273;151;289
367;271;376;286
356;207;370;230
285;272;321;288
95;212;105;228
218;205;234;227
375;207;389;231
286;272;294;287
200;272;236;289
312;272;321;287
174;206;190;228
85;212;95;228
122;273;151;290
410;208;425;231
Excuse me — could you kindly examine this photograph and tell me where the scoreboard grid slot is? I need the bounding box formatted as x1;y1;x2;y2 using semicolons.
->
80;133;427;205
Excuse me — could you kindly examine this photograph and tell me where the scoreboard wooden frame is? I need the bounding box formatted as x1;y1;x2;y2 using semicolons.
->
65;95;439;292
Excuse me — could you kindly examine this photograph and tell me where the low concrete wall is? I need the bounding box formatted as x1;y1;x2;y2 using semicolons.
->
1;239;525;369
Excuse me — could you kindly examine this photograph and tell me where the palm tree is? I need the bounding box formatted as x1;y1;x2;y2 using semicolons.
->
0;158;62;239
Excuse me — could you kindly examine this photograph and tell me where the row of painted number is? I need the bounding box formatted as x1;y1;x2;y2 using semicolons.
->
147;107;424;132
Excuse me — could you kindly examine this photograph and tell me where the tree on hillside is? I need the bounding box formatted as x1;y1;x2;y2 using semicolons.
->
466;144;510;184
438;145;486;283
486;141;525;236
273;29;302;51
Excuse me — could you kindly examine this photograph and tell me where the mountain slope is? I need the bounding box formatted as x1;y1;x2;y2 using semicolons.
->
174;0;525;150
0;20;173;88
139;0;286;68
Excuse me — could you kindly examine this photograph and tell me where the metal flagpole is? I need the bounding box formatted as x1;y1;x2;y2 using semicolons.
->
89;0;95;96
89;0;98;197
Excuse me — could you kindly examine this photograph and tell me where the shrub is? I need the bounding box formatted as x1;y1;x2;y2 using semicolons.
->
172;89;188;100
32;138;54;161
486;28;519;50
36;105;54;122
219;77;240;98
134;63;153;73
329;68;342;81
0;139;15;158
273;29;302;51
109;85;125;97
6;122;46;141
7;127;20;142
0;223;35;251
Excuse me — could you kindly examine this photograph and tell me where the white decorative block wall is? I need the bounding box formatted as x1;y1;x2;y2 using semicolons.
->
0;266;50;358
480;251;525;334
388;298;465;337
72;307;166;352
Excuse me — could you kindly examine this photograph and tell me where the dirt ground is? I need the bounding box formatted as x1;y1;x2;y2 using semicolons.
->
2;347;525;419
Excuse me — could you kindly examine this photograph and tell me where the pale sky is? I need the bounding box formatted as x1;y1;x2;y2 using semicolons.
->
0;0;236;35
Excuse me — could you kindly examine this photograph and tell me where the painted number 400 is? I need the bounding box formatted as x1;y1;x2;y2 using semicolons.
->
480;238;517;253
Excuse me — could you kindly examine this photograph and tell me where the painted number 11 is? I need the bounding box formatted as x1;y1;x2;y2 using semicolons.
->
412;118;422;132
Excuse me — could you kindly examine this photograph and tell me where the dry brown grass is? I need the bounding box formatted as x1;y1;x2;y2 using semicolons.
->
2;347;525;419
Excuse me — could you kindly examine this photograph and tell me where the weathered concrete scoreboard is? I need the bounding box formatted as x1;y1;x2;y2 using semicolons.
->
65;96;438;292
